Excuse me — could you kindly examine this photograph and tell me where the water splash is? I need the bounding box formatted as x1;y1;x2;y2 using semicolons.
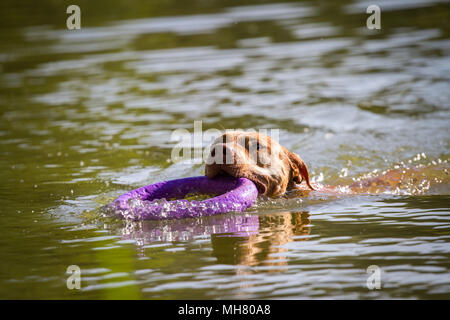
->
350;156;449;195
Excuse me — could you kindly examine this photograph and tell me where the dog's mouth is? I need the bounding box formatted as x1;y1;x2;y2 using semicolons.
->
206;164;267;194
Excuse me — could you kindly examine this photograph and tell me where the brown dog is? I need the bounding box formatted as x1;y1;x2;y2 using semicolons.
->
205;131;314;196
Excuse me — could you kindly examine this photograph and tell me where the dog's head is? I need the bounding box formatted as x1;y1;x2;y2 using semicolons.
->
205;131;314;196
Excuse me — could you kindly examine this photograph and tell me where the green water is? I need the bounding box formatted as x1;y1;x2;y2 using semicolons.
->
0;0;449;299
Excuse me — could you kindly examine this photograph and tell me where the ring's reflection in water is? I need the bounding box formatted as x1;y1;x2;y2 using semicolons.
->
109;211;311;268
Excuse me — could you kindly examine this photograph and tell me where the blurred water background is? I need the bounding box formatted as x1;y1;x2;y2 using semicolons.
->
0;0;449;299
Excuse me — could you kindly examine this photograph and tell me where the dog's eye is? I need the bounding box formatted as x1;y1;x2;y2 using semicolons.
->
240;137;264;151
255;141;266;151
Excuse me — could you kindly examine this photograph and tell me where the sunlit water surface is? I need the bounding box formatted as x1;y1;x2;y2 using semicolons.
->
0;0;449;299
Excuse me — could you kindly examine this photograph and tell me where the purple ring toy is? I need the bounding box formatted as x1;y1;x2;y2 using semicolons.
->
108;176;258;220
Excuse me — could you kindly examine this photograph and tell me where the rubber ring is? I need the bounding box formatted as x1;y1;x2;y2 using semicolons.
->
109;176;258;220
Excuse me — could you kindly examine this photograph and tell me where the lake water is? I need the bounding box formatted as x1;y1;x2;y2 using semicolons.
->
0;0;449;299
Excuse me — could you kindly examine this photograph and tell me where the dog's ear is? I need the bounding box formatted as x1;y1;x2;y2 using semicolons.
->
287;151;314;190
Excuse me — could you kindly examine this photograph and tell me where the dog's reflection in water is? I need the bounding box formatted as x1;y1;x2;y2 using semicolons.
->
210;211;311;267
117;211;311;268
